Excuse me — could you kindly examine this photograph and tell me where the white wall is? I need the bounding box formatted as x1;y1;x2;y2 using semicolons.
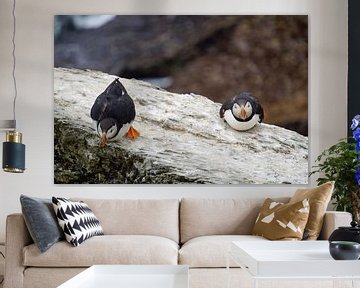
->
0;0;348;242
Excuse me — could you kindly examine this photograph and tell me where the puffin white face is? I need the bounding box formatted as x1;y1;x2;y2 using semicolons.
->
105;124;118;139
98;118;118;147
232;101;253;120
97;123;117;138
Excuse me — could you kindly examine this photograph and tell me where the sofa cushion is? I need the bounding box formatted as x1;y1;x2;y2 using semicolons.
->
24;268;86;288
180;198;289;243
20;195;64;253
290;181;334;240
72;198;179;243
179;235;267;268
252;198;310;240
52;197;104;247
23;235;178;267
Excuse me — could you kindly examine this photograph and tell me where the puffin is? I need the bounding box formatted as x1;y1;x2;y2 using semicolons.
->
220;92;264;131
90;78;140;147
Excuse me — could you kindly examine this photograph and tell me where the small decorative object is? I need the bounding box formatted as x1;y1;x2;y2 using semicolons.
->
329;241;360;260
90;78;140;147
219;92;264;131
310;114;360;222
329;220;360;244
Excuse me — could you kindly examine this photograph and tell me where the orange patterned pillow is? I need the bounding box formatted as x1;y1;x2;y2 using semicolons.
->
289;181;334;240
252;198;310;240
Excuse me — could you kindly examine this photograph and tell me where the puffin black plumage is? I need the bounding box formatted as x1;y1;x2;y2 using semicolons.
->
90;78;139;147
220;92;264;131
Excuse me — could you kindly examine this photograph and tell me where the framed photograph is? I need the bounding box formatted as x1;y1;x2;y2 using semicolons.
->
54;15;308;184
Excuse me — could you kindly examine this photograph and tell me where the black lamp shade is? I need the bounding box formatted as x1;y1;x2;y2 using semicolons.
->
3;141;25;173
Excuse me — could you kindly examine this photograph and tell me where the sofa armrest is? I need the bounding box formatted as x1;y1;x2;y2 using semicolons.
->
4;213;32;288
318;211;352;240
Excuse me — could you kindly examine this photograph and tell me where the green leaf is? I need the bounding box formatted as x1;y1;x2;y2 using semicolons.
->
310;138;360;215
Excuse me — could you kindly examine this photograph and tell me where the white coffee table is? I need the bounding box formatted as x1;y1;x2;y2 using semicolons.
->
58;265;189;288
228;241;360;288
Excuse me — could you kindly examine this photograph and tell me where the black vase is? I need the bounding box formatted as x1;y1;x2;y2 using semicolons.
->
328;221;360;244
329;241;360;260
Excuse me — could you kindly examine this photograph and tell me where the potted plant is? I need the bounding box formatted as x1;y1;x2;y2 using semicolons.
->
310;115;360;222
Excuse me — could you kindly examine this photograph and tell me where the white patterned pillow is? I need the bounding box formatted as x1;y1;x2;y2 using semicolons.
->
52;197;104;246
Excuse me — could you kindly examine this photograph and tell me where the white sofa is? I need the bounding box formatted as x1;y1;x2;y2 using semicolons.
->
4;198;352;288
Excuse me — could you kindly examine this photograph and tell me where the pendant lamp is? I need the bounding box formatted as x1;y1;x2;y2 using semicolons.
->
1;0;26;173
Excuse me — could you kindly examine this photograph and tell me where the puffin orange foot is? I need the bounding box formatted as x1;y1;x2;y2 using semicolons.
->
127;126;140;140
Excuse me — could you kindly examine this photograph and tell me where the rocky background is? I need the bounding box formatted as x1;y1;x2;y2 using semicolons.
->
54;68;308;184
55;15;308;136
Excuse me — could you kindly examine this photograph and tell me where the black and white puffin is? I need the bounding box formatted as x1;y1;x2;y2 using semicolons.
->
90;78;139;147
219;92;264;131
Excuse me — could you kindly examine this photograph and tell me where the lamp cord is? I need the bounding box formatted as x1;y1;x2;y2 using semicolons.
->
11;0;17;125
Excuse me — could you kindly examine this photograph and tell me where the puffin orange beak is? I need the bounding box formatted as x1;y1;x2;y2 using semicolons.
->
240;107;246;120
100;133;107;148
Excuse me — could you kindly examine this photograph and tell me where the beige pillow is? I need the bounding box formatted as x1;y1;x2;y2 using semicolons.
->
289;181;334;240
252;198;310;240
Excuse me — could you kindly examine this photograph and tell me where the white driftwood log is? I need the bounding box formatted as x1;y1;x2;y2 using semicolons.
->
54;68;308;184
